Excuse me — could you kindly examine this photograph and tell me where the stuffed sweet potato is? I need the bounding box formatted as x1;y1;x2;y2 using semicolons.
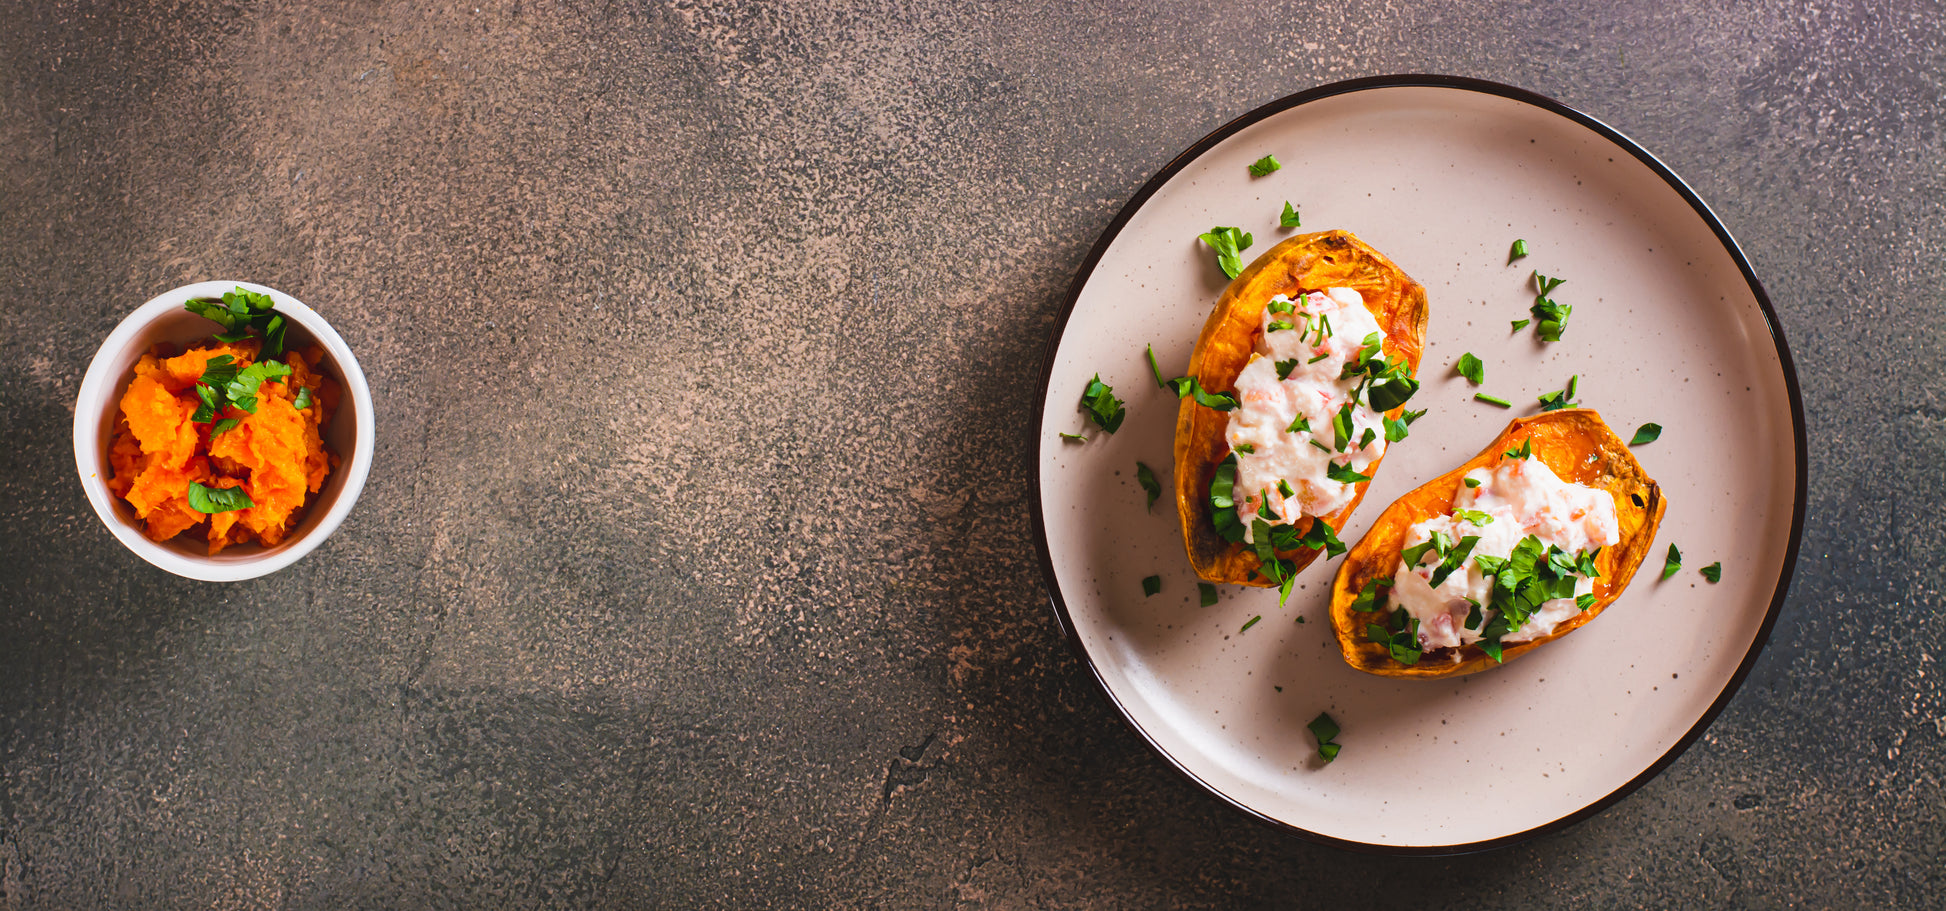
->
1328;409;1666;678
1173;230;1428;590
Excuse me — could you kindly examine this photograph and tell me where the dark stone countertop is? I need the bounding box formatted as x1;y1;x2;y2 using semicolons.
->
2;1;1941;907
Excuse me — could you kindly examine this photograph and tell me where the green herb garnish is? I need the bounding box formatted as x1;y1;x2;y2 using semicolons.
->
1199;226;1253;279
1326;461;1372;485
1275;358;1299;379
1241;614;1262;632
1058;432;1085;442
1503;438;1533;460
1508;239;1529;262
185;286;288;359
1350;578;1390;612
1456;352;1485;385
1199;582;1218;606
292;386;314;410
1208;454;1246;544
1537;375;1580;412
1475;393;1513;407
1287;414;1310;434
1295;517;1345;557
186;481;253;514
1661;543;1682;580
1280;201;1301;228
1308;712;1342;762
1161;374;1240;411
1630;423;1662;446
1529;271;1572;341
1079;375;1126;433
1511;319;1531;331
1463;477;1482;488
1700;562;1721;583
1136;461;1160;510
1248;155;1282;177
1142;575;1161;597
1454;508;1493;526
1145;344;1170;388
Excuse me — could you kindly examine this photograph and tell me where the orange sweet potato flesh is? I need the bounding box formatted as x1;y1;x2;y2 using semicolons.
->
1328;409;1667;678
107;340;339;554
1173;229;1429;586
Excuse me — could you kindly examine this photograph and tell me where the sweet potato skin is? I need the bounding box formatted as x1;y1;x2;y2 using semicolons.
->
1328;409;1667;678
1173;229;1429;586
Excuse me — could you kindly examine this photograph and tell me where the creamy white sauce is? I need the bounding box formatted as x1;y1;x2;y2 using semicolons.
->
1388;456;1621;650
1226;288;1388;540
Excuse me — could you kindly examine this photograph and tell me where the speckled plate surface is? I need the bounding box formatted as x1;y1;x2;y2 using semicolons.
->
1031;76;1804;853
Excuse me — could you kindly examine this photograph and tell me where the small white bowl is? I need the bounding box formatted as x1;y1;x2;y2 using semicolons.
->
73;281;375;581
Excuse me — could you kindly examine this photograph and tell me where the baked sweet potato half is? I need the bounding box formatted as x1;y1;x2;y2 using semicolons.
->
1328;409;1666;678
1173;229;1428;587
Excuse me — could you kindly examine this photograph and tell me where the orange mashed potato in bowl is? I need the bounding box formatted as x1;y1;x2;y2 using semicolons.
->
106;339;340;554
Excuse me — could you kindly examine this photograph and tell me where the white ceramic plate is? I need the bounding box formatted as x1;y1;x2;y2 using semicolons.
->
1032;76;1804;852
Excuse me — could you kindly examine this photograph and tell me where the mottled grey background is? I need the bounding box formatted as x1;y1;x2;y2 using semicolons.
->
0;0;1940;907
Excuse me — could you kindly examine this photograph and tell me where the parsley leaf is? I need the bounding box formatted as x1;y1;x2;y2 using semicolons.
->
184;287;288;358
1511;318;1531;331
1456;352;1485;385
1700;562;1722;583
1475;393;1513;407
1142;575;1161;597
1136;462;1160;511
186;481;253;514
1280;201;1301;228
1508;239;1529;262
1630;423;1663;446
1295;517;1346;557
1350;578;1390;612
1331;403;1354;452
1537;375;1580;412
1198;582;1218;607
1454;508;1493;526
1308;713;1342;762
1661;543;1682;580
1199;226;1253;279
1464;477;1482;488
292;386;314;411
1162;375;1239;411
1326;461;1372;485
1286;414;1310;434
1503;438;1534;460
1058;432;1085;442
1208;455;1246;544
1529;271;1572;341
1248;155;1282;177
1079;375;1127;433
1275;358;1299;379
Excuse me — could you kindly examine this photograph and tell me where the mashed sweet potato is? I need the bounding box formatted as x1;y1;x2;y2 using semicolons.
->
106;339;339;554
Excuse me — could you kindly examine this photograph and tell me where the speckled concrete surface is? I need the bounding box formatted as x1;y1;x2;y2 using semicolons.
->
0;0;1940;906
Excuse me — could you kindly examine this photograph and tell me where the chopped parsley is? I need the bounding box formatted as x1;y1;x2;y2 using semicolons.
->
1277;479;1295;499
1280;201;1301;228
1331;403;1354;451
1326;461;1372;485
1700;562;1722;583
1630;423;1663;446
1508;239;1529;263
1511;318;1531;331
1058;432;1085;442
1349;577;1391;612
1660;543;1682;580
292;386;314;411
1267;299;1295;315
1234;443;1256;454
1503;438;1534;460
1464;477;1482;488
189;353;293;438
186;481;253;514
1241;614;1262;632
1275;358;1299;379
1456;352;1485;385
1208;454;1247;544
1537;375;1580;412
1142;575;1161;597
1136;461;1160;510
1161;374;1239;411
1198;582;1218;606
1475;392;1513;407
1454;508;1493;526
1079;375;1126;433
1145;344;1170;388
1268;319;1294;332
1308;712;1342;762
1199;226;1253;279
1286;414;1310;434
185;286;288;359
1529;271;1572;342
1367;607;1423;665
1248;155;1282;177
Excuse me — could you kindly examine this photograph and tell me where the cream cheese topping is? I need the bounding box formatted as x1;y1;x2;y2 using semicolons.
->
1226;288;1387;540
1388;455;1621;651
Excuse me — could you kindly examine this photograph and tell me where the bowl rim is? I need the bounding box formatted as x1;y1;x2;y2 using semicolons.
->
72;280;375;582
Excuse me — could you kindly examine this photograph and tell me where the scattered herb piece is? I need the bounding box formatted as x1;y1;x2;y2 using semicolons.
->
1275;358;1299;379
1576;593;1597;611
1630;423;1663;446
1234;443;1256;454
1268;319;1294;332
1511;319;1531;331
1241;614;1262;632
1537;375;1580;412
184;287;288;359
1509;239;1529;262
1199;226;1253;279
1661;544;1682;580
1308;712;1342;762
1307;352;1330;364
292;387;314;411
1079;375;1127;433
1350;578;1391;612
186;481;253;514
1142;575;1161;597
1456;352;1485;385
1286;414;1310;434
1248;155;1282;177
1058;432;1085;442
1280;201;1301;228
1503;438;1534;460
1162;374;1239;411
1208;454;1247;544
1135;462;1160;510
1326;461;1373;485
1145;344;1170;388
1294;517;1346;557
1700;562;1722;583
1277;479;1295;499
1475;393;1513;407
1464;477;1482;488
1198;582;1218;607
1267;299;1295;315
1454;508;1494;526
1529;271;1572;341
